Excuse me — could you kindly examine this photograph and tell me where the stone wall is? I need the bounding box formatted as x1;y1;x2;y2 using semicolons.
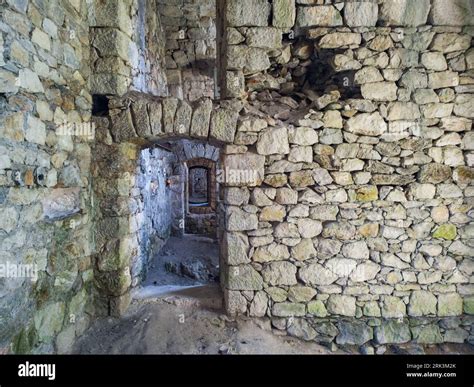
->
158;0;217;101
1;0;473;354
132;147;175;286
90;0;168;96
0;0;94;353
220;0;474;347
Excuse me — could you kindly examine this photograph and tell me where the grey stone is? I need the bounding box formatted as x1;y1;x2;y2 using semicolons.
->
262;261;297;286
344;1;378;27
228;265;263;291
227;0;271;26
42;188;80;221
345;112;387;136
380;0;430;27
299;263;338;286
296;5;343;27
375;320;411;344
408;291;437;317
327;295;357;317
288;318;317;341
336;321;373;345
273;0;296;28
210;108;238;143
257;127;290;155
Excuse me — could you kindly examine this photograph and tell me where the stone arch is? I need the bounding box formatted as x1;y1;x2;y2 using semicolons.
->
91;92;239;316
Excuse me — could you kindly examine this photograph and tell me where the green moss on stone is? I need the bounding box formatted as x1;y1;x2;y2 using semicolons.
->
12;325;37;354
464;297;474;315
432;224;457;240
307;300;328;317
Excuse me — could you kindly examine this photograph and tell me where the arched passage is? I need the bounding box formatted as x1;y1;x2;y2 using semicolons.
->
90;92;238;316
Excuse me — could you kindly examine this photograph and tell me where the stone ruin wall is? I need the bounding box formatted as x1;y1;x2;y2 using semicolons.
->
158;0;217;101
220;0;474;347
0;0;473;354
0;0;170;353
0;0;95;354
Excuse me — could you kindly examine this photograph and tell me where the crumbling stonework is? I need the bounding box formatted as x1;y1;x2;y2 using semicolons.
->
0;0;473;354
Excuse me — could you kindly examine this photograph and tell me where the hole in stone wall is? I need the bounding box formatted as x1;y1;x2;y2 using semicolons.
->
92;94;109;116
307;49;361;99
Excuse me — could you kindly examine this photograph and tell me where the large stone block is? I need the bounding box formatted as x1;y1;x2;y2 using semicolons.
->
92;28;133;64
226;0;271;26
429;0;474;26
408;290;437;317
343;1;378;27
438;293;463;317
227;45;271;75
374;320;411;344
299;263;338;286
228;264;263;290
223;232;251;265
296;5;343;27
336;321;373;345
131;99;151;137
245;27;282;49
380;0;430;27
430;33;472;53
226;207;258;231
42;188;81;221
273;0;296;28
345;112;387;136
257;127;289;155
222;152;265;186
210;108;238;143
327;295;356;317
262;261;297;286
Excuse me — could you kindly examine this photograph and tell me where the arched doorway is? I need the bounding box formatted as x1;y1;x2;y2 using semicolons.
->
90;93;234;317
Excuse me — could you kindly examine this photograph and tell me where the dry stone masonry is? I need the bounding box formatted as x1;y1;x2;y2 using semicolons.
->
0;0;473;354
221;0;474;348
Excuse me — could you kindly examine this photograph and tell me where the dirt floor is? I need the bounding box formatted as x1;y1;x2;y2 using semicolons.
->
73;284;474;355
143;236;219;287
73;285;335;354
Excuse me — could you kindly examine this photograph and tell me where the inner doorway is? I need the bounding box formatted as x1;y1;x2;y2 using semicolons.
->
140;139;221;290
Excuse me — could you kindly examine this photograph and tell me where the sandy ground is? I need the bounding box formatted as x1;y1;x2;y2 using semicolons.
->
73;285;474;355
73;285;335;354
